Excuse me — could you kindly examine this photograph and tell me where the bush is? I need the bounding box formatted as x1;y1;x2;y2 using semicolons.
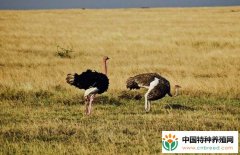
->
56;45;73;58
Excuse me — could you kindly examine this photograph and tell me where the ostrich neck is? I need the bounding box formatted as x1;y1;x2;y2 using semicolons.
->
103;60;107;75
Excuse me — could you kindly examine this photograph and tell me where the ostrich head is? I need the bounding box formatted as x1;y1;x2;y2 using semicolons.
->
103;56;110;61
103;56;110;75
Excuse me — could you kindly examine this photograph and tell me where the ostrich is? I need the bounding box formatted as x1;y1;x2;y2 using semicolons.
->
66;56;110;115
126;73;181;111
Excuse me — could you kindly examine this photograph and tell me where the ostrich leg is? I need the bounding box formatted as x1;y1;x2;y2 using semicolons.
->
85;96;90;114
144;91;151;112
147;101;151;111
144;93;148;111
87;94;96;115
84;88;99;115
144;78;159;112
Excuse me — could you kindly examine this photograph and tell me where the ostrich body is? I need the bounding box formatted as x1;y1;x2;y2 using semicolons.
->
126;73;180;111
66;56;109;115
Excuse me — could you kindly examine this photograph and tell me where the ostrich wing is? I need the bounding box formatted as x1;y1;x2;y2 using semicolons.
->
68;70;97;89
67;70;109;94
126;73;162;89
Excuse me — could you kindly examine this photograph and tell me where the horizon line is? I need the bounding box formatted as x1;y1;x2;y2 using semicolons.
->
0;5;239;11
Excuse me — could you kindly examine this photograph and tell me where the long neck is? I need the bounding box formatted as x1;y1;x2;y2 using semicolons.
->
103;60;107;75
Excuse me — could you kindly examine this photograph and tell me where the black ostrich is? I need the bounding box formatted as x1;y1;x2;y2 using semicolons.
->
126;73;181;111
66;56;110;115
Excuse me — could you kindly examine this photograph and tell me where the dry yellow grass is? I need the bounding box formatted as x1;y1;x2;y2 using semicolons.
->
0;7;240;98
0;7;240;154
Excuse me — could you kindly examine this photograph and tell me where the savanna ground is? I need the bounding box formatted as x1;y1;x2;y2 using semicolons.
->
0;6;240;154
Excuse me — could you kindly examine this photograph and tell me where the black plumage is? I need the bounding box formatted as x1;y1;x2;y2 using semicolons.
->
66;56;110;115
66;69;109;94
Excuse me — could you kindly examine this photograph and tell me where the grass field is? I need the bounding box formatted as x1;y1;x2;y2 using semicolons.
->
0;6;240;154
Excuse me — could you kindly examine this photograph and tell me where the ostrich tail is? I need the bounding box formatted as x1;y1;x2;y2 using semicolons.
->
126;77;140;89
66;74;75;85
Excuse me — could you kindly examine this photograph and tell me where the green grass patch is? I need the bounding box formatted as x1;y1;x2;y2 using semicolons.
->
0;89;239;154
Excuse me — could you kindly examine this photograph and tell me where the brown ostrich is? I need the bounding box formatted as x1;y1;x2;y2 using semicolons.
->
126;73;181;111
